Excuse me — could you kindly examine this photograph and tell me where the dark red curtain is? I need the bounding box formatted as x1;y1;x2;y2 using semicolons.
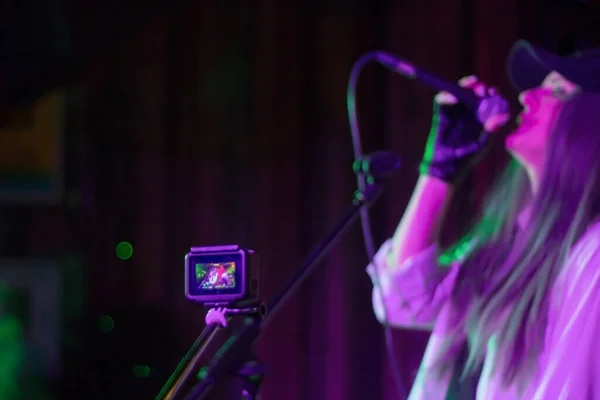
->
14;1;575;399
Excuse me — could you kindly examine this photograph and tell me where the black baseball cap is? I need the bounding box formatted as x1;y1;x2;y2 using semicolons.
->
507;39;600;93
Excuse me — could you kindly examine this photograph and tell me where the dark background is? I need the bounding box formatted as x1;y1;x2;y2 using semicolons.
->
0;0;599;399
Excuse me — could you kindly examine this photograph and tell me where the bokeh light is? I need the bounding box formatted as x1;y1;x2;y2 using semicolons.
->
99;315;115;332
133;365;151;378
116;241;134;260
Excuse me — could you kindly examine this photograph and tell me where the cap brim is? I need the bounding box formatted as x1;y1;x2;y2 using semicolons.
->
507;40;564;92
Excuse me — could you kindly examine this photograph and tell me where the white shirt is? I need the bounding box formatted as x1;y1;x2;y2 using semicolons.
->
367;221;600;399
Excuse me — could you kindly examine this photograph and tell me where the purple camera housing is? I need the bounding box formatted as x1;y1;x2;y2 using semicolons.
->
185;245;259;306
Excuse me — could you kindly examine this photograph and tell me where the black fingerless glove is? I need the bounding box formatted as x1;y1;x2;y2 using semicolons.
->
419;100;490;184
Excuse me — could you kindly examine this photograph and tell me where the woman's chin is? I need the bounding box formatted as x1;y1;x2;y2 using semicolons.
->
504;123;532;151
505;132;519;151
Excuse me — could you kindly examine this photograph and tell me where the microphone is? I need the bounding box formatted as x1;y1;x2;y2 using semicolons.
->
375;51;510;125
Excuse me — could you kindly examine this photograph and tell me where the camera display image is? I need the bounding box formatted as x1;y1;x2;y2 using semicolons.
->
195;262;236;290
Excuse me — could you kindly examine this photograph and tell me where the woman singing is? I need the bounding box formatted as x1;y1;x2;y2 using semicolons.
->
368;40;600;399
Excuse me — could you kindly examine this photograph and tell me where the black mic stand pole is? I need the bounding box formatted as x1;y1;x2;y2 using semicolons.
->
155;321;224;399
177;151;401;400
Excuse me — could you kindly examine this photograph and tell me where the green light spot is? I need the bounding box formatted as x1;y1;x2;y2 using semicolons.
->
197;366;209;380
133;365;151;378
99;315;115;332
116;241;134;260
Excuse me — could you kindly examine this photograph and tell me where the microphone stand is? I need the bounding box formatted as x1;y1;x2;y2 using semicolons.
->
157;151;401;400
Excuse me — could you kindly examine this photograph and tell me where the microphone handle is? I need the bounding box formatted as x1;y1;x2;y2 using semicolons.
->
414;67;480;110
374;50;510;125
374;51;480;110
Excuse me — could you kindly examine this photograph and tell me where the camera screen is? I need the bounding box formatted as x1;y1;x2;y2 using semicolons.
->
195;262;236;290
186;250;245;301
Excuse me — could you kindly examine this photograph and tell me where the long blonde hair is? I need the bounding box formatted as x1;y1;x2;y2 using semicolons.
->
439;92;600;390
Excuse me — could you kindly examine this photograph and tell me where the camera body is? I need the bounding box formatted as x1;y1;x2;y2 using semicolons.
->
184;245;259;306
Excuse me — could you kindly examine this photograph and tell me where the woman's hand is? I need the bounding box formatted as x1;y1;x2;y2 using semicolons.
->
420;76;509;184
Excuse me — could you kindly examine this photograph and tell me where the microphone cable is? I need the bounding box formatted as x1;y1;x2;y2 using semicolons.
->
346;51;407;400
